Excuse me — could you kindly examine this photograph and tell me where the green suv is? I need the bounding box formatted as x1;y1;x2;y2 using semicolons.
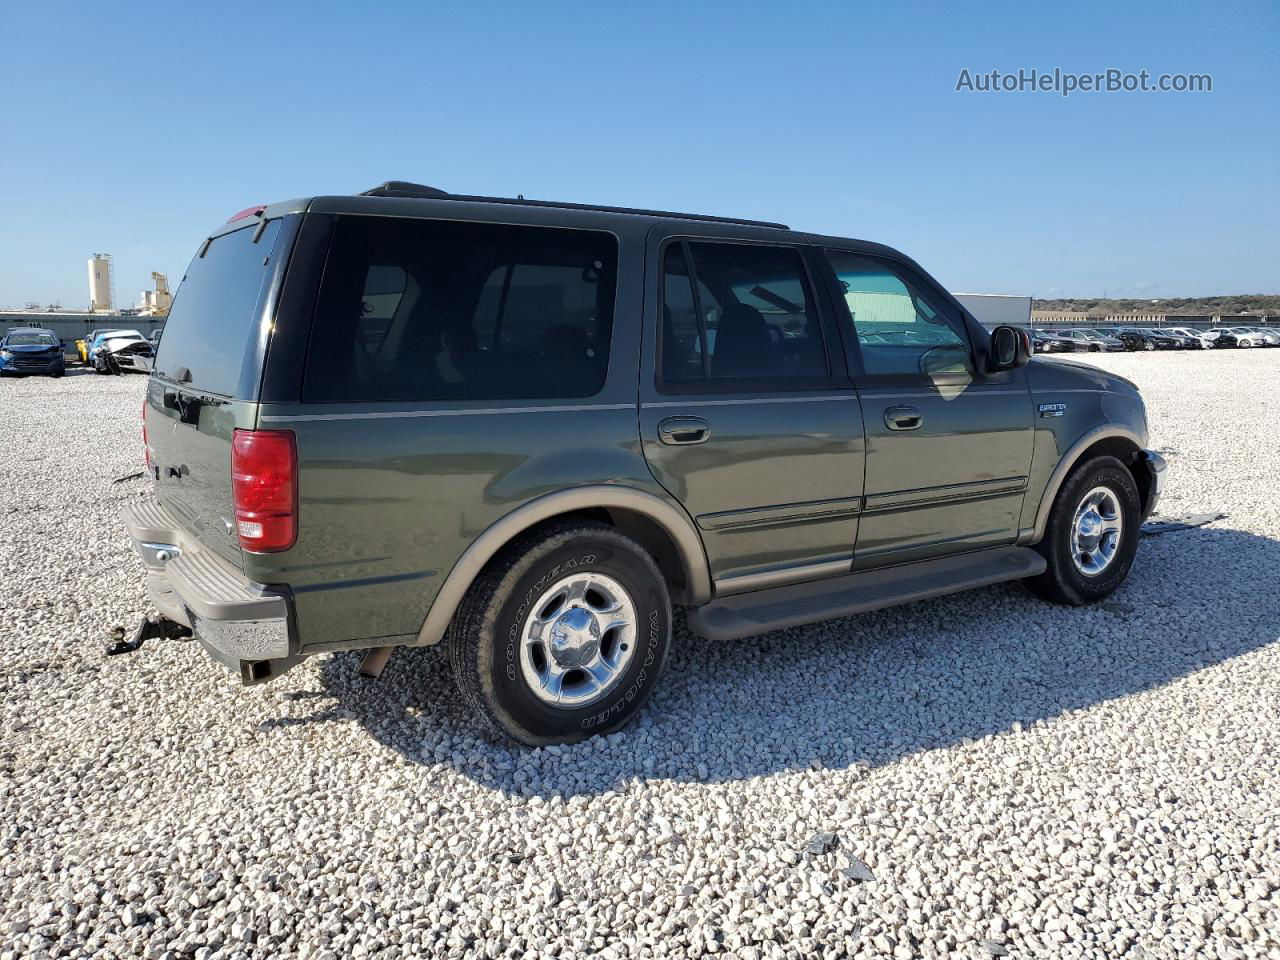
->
125;181;1167;744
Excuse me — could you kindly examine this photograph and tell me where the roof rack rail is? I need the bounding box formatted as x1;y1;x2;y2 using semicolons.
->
358;181;789;230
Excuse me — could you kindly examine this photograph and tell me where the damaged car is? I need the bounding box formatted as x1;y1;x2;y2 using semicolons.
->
90;329;154;374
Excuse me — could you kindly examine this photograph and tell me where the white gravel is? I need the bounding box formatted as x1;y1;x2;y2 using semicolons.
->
2;354;1279;959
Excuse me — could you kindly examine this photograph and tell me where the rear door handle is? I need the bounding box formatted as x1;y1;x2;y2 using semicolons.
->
884;405;923;431
658;416;711;445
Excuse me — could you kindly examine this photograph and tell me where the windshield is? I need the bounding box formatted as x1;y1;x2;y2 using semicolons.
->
6;333;57;346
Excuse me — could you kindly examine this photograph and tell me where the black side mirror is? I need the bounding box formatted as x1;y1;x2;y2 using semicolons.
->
989;325;1030;371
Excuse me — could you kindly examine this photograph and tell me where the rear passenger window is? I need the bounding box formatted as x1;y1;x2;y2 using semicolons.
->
304;217;616;402
660;241;828;387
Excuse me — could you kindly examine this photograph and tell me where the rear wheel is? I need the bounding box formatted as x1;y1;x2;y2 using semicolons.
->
1027;455;1141;606
448;521;672;744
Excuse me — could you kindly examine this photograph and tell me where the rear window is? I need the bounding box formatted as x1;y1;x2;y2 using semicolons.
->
302;217;617;403
154;220;283;396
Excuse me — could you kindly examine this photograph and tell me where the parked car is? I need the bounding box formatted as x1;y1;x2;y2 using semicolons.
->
89;330;154;374
124;181;1167;744
1149;329;1197;349
1216;327;1269;348
1102;328;1148;352
1159;327;1215;349
1233;326;1280;347
1203;328;1240;348
1030;330;1071;353
1114;327;1180;350
1054;328;1126;352
76;328;113;364
86;329;128;366
0;327;65;377
1040;330;1089;352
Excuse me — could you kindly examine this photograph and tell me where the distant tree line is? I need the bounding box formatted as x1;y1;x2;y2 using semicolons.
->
1031;295;1280;316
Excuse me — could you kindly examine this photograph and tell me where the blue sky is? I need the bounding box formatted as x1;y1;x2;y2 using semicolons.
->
2;0;1276;308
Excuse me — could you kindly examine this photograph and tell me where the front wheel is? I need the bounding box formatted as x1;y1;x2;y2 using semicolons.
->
448;521;672;745
1142;341;1155;351
1026;455;1141;606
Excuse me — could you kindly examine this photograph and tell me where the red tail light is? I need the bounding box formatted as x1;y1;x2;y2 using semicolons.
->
142;399;150;469
231;429;297;552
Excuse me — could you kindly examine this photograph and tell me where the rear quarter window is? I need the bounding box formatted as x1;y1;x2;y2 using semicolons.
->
154;220;283;397
302;217;617;403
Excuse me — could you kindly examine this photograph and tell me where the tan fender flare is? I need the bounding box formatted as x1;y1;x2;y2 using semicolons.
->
415;485;711;646
1022;424;1145;545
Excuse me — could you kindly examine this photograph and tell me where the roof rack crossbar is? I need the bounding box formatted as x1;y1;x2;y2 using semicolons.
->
358;181;789;230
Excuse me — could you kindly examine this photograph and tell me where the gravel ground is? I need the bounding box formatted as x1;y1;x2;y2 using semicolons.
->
2;353;1278;960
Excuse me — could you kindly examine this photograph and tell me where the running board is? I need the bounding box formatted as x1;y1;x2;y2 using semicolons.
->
686;547;1046;641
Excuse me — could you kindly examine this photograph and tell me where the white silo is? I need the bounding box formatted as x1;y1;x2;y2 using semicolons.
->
88;254;114;312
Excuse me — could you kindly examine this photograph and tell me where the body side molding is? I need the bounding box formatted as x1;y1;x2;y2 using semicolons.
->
414;485;712;646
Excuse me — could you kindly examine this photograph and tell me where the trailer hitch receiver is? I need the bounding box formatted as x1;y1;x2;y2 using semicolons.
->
105;616;193;656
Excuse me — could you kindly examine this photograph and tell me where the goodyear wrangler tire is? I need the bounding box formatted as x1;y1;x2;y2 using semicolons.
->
1027;455;1141;606
448;520;672;745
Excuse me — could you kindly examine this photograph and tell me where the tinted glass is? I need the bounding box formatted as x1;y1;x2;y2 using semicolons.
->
660;245;704;381
303;217;616;403
825;251;970;377
660;241;827;385
154;220;282;396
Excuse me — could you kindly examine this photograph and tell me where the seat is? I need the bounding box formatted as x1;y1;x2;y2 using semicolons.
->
711;303;777;378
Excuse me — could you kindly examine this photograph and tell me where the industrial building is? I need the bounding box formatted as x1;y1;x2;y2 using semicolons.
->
951;293;1032;329
87;254;114;313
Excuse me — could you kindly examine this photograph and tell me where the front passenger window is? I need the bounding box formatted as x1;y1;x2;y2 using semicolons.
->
825;251;970;378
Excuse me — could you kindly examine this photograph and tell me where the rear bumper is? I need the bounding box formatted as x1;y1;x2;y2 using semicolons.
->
123;499;299;680
1139;449;1167;521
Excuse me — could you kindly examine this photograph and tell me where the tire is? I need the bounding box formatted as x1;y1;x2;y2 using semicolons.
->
1026;455;1141;606
448;520;672;745
1142;341;1155;351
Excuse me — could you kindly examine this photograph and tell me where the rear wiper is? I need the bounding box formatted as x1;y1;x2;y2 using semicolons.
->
162;384;227;425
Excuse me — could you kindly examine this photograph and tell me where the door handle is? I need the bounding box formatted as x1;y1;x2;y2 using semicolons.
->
658;416;711;445
884;405;923;431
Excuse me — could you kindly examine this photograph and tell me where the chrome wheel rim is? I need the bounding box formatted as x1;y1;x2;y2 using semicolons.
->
519;572;637;708
1071;486;1123;576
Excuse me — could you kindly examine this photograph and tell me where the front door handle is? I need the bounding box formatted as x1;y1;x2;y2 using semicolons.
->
884;405;923;431
658;416;711;445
